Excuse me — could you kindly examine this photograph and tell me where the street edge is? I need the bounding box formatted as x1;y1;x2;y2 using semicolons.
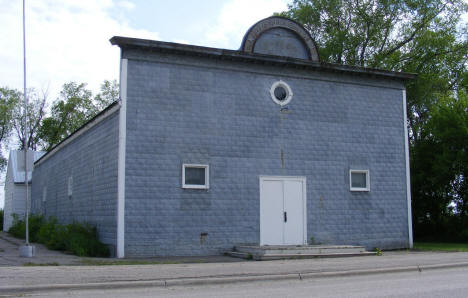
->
2;262;468;294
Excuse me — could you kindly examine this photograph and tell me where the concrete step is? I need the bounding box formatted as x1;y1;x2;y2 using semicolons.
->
228;245;375;260
226;250;377;260
235;245;367;256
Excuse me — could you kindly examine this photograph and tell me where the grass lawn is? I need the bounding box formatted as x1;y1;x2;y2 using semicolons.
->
413;242;468;252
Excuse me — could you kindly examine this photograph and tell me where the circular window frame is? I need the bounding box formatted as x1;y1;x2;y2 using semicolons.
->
270;80;293;106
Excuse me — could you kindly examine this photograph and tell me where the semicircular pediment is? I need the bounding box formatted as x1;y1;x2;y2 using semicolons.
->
240;16;320;62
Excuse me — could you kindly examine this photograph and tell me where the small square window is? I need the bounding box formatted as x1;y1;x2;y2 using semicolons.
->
350;170;370;192
182;164;209;189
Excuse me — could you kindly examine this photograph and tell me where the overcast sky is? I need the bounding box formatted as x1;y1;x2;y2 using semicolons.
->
0;0;289;207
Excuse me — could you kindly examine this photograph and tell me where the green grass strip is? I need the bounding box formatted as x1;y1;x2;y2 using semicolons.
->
413;242;468;252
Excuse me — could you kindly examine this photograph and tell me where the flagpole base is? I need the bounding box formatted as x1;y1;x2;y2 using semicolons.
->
19;245;35;257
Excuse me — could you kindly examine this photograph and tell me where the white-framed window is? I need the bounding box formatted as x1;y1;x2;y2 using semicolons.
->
349;170;370;192
270;80;293;106
182;164;209;189
68;176;73;197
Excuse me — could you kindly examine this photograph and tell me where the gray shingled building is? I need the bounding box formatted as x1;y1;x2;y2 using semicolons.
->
3;150;45;231
31;17;414;258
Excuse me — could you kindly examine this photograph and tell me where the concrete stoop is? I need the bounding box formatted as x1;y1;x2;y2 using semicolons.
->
227;245;376;260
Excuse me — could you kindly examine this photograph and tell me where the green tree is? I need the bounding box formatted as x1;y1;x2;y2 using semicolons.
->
281;1;467;67
281;0;468;240
94;79;119;111
11;88;47;151
38;82;95;150
0;87;21;170
38;81;118;151
411;92;468;238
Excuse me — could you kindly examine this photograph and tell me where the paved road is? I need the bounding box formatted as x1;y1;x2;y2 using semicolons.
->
22;267;468;297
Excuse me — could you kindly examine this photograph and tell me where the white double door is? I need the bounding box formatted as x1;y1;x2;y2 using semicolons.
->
260;176;307;245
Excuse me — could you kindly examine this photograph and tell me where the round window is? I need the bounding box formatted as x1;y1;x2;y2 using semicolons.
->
274;86;287;101
270;81;293;106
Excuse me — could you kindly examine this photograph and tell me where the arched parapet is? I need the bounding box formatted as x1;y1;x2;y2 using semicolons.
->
241;16;320;62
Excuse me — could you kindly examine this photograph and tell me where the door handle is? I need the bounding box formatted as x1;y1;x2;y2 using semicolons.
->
284;211;287;223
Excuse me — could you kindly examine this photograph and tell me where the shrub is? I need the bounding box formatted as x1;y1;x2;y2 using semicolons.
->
8;214;109;257
7;214;44;242
28;214;45;243
414;214;468;243
65;222;109;257
8;213;26;238
37;217;67;251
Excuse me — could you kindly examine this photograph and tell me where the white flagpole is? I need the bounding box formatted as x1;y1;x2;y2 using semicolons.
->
19;0;33;257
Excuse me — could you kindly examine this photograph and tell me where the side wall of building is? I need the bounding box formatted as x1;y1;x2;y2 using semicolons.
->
3;161;14;231
122;49;410;257
31;111;120;252
3;163;31;231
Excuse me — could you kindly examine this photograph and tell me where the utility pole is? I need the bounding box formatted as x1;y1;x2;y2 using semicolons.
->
19;0;34;258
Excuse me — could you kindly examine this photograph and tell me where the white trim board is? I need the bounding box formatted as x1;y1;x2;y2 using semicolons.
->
117;58;128;258
402;90;413;248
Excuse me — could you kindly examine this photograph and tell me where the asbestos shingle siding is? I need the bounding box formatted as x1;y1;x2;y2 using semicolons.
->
31;111;120;253
123;49;409;256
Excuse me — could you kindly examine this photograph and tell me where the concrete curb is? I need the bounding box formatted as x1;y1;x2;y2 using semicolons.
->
2;262;468;294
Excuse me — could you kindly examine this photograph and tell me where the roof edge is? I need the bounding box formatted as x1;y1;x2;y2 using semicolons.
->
35;101;120;166
8;150;45;183
109;36;416;81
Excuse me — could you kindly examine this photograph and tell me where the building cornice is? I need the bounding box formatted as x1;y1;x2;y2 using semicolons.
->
110;36;416;81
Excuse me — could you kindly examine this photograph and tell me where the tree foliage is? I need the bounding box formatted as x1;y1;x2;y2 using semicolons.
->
411;92;468;238
38;82;96;150
94;79;119;111
281;0;468;240
0;87;21;170
0;79;118;170
38;80;118;151
11;89;47;151
282;0;467;67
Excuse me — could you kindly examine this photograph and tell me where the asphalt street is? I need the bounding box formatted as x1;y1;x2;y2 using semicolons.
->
20;267;468;298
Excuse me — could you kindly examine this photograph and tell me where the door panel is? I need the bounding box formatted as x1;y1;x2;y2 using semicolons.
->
283;180;304;244
260;180;284;245
260;177;306;246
